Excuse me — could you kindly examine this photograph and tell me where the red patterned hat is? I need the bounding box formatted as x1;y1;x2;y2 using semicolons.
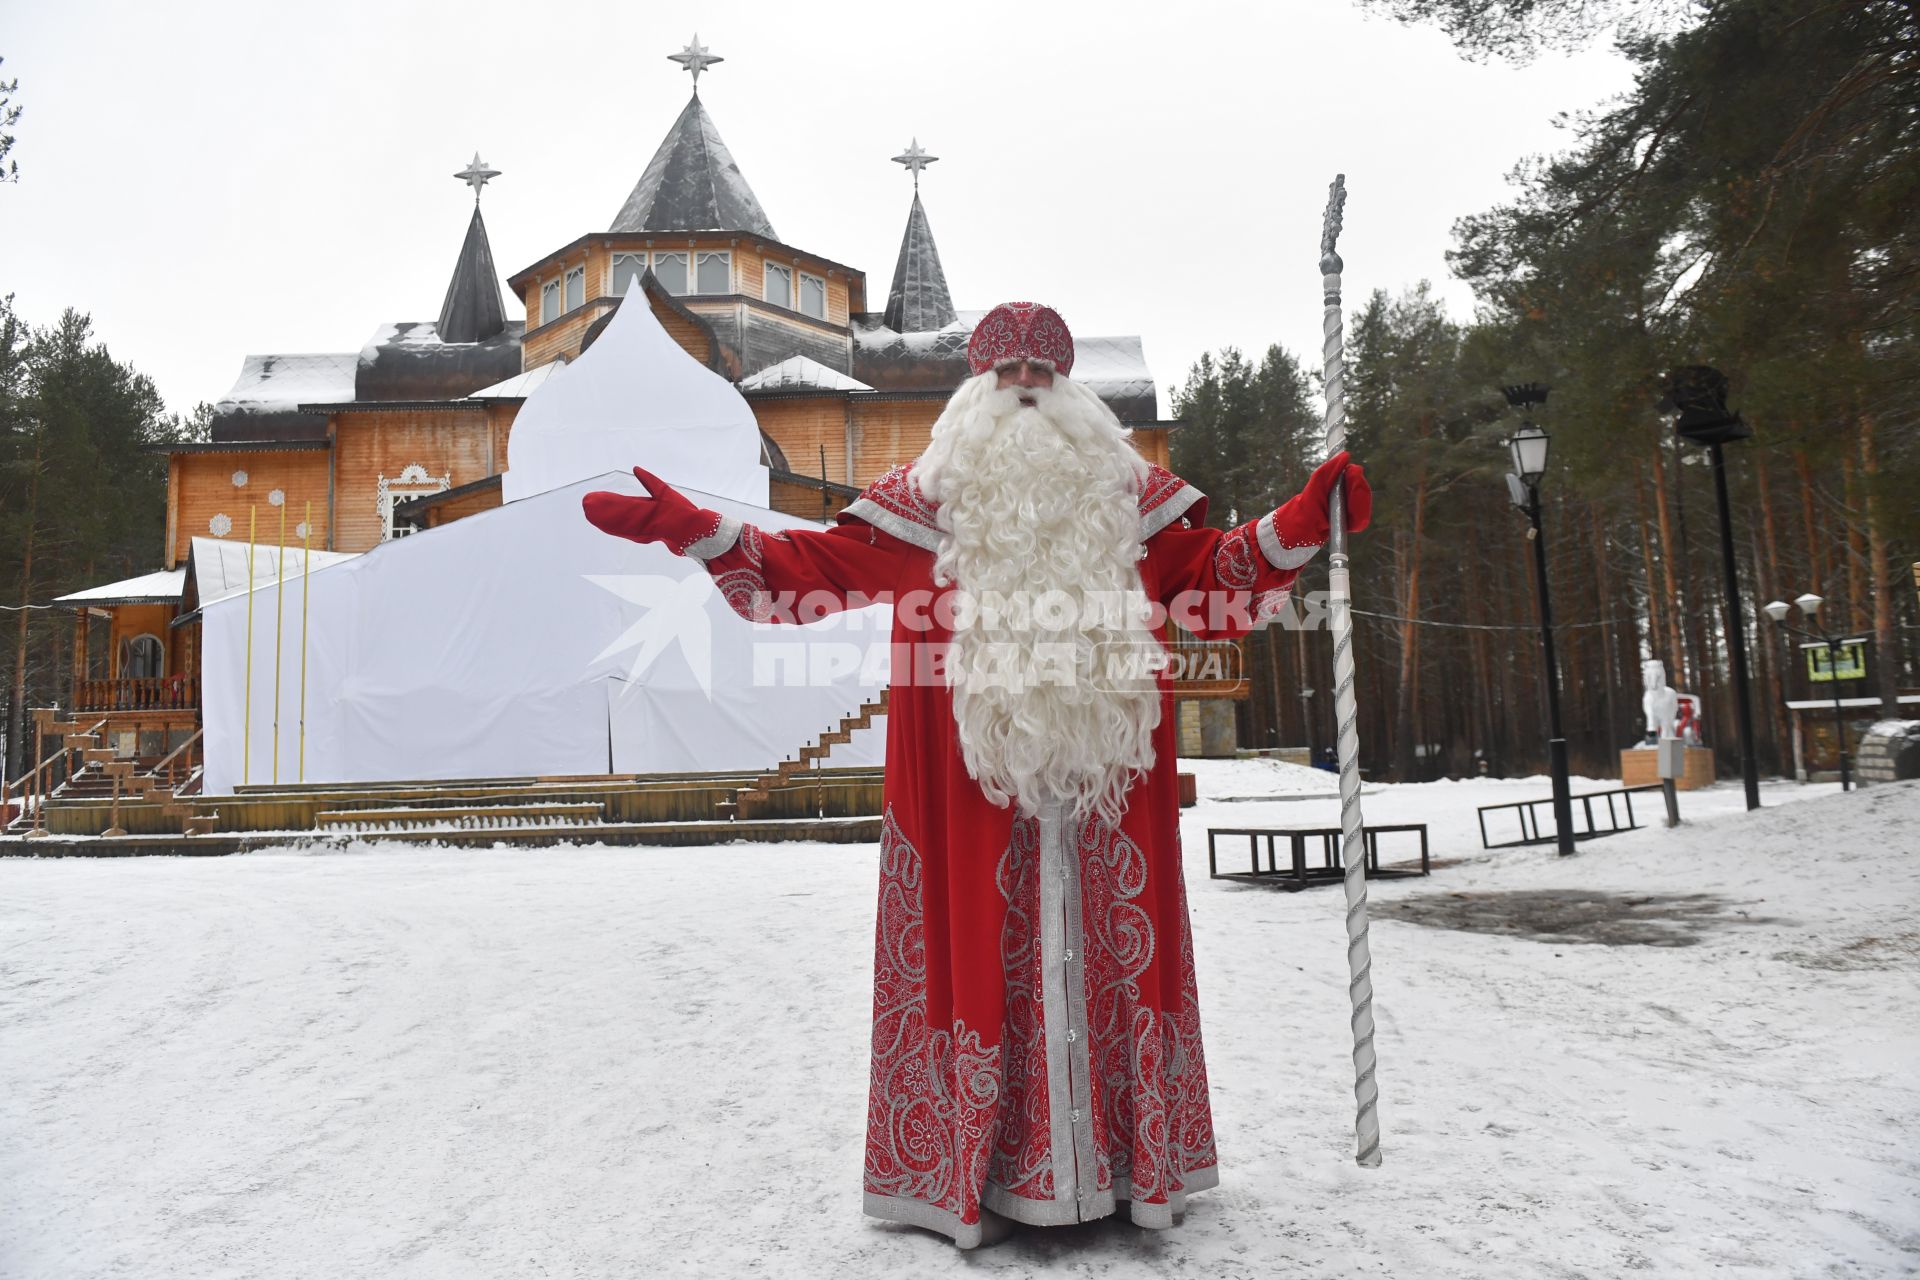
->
966;301;1075;378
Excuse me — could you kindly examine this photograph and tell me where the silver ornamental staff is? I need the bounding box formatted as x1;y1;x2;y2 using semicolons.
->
1319;174;1382;1168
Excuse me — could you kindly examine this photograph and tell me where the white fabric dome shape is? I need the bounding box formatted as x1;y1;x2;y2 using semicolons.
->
502;279;769;506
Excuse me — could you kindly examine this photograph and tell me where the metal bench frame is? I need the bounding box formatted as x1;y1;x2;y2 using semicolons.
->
1475;785;1662;850
1206;824;1430;888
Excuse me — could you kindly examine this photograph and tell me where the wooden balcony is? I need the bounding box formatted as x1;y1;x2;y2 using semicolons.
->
74;676;200;713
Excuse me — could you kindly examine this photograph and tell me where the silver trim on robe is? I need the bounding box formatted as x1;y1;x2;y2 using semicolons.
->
1256;511;1322;571
683;514;743;563
841;498;943;552
1139;484;1206;540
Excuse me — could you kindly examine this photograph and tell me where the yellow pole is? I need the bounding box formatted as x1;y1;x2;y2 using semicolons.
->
244;506;256;787
299;502;312;782
273;499;286;785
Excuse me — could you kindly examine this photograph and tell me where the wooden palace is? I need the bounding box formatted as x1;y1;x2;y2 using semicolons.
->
12;40;1229;843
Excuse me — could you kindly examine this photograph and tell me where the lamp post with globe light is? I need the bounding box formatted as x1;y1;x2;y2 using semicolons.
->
1502;383;1575;856
1763;593;1855;792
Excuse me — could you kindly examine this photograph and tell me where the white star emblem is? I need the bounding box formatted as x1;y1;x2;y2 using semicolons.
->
586;572;717;698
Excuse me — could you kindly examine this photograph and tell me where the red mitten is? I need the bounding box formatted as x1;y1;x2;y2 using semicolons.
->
582;466;727;556
1269;450;1372;550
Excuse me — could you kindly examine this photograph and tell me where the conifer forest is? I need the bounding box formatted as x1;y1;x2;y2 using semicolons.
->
1174;0;1919;780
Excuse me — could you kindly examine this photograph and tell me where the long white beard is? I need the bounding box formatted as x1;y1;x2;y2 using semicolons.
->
911;372;1162;828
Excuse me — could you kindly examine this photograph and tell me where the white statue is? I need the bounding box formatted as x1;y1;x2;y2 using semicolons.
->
1641;659;1680;745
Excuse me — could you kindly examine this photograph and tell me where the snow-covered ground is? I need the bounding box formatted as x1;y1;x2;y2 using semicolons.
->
3;765;1915;1278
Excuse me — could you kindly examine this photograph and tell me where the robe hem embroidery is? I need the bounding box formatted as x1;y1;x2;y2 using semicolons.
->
863;1164;1223;1249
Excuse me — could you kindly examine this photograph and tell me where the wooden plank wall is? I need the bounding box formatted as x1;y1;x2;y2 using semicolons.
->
423;487;505;529
171;452;331;568
850;400;943;481
486;404;517;474
768;477;854;523
523;299;613;369
1132;427;1172;470
755;399;850;484
331;409;494;551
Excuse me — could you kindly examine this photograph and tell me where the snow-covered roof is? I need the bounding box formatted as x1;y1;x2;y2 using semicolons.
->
353;319;525;403
55;567;186;607
609;93;776;238
188;537;360;608
1070;335;1157;409
213;353;358;416
468;360;566;400
853;315;973;351
739;356;872;394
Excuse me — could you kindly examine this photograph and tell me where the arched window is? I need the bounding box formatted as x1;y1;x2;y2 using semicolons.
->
121;634;164;679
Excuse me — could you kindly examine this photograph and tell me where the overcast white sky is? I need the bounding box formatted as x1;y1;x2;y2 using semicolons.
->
0;0;1636;421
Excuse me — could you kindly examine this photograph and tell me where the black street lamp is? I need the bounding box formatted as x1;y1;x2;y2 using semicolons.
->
1763;593;1855;792
1662;366;1762;811
1502;382;1575;856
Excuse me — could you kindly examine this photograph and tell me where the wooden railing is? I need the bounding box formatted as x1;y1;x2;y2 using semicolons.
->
75;675;199;712
2;715;108;834
149;729;205;797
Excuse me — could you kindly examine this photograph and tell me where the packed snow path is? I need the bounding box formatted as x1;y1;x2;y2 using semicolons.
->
3;768;1915;1278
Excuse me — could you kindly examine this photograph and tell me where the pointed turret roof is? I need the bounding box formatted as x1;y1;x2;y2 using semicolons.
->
610;94;776;237
437;205;508;344
883;192;956;333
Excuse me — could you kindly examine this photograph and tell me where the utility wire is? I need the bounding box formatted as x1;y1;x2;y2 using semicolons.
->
1349;607;1636;633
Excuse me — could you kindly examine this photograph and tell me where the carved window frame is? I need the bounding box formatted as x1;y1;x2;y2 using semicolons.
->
376;462;452;542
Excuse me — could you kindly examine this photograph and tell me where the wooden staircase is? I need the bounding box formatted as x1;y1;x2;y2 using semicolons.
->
94;757;213;836
30;713;212;837
719;691;888;818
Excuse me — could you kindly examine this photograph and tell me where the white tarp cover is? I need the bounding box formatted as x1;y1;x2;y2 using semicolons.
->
198;472;887;796
501;281;768;506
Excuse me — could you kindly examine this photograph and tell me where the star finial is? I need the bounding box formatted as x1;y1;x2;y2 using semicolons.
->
892;138;938;191
454;152;501;202
669;35;723;89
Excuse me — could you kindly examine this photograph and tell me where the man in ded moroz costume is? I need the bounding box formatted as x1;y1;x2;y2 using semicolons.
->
584;302;1371;1247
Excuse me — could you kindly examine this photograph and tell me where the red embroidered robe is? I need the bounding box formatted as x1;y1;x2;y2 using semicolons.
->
683;463;1320;1247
